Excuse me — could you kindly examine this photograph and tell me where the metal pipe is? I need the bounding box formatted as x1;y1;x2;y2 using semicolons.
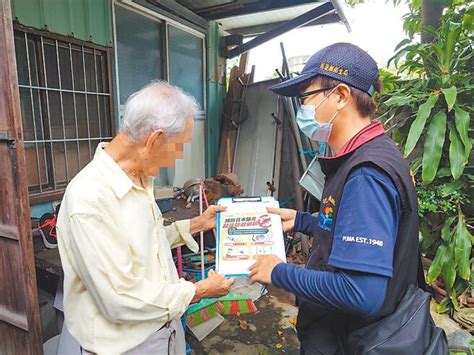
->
81;46;93;159
201;181;217;239
32;37;50;189
55;39;70;183
24;137;112;144
41;36;57;190
272;97;283;199
231;75;252;172
284;97;307;170
24;32;43;193
93;48;103;139
69;42;82;169
279;42;310;169
280;42;290;78
176;246;183;278
199;179;205;280
17;84;111;96
290;126;304;211
289;120;310;255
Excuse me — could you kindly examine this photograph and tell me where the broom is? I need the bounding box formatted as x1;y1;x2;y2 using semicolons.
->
186;291;257;326
186;298;222;327
215;291;257;316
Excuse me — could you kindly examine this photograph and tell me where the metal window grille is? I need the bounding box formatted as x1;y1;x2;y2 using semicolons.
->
13;26;114;197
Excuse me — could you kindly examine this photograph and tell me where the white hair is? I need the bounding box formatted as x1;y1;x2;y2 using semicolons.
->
121;81;199;141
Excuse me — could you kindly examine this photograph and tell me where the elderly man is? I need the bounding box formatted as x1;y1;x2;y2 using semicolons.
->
57;81;234;354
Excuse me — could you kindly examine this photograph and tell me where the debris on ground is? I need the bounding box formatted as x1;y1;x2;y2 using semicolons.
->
187;285;300;354
239;320;249;330
453;308;474;333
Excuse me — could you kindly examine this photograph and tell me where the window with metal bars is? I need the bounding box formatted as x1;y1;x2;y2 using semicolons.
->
13;26;114;200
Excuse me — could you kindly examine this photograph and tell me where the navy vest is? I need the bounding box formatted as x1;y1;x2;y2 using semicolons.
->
297;134;420;354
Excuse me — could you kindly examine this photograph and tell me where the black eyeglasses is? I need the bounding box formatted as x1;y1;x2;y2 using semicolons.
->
297;86;335;99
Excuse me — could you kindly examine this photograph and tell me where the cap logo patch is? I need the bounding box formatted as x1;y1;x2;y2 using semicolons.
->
320;63;349;76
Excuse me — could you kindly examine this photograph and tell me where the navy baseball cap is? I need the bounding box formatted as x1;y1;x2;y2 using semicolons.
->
270;43;379;97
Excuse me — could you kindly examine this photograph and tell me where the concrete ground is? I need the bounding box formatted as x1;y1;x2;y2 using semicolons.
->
186;285;473;354
187;285;301;355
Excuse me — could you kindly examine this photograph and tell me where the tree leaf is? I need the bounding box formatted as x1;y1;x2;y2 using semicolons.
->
441;216;456;242
422;110;447;183
441;242;456;291
388;45;411;68
441;86;457;111
450;289;460;312
404;94;439;157
454;279;469;295
455;211;472;280
436;297;451;314
432;44;445;64
454;107;472;159
443;22;461;69
436;167;452;178
410;157;423;175
394;38;412;51
419;222;434;252
427;244;446;284
449;125;466;180
441;180;466;197
384;95;412;107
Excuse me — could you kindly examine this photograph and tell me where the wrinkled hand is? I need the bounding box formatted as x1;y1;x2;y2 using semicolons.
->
249;255;284;284
190;205;227;234
193;269;234;302
267;207;297;232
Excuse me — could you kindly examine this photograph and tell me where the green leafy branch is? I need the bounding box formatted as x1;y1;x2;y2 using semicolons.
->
379;0;473;313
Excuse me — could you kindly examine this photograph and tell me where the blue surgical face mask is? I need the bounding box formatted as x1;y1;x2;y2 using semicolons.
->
296;89;340;147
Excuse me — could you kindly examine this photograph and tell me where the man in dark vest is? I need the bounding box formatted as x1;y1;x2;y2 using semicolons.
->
249;43;421;354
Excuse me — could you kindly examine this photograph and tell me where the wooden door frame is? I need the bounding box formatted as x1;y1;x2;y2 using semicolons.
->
0;0;43;353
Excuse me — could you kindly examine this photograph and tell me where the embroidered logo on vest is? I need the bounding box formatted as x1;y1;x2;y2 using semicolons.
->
318;195;336;232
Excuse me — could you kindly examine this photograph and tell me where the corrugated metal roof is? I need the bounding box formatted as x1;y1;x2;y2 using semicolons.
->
218;3;325;32
175;0;349;36
178;0;238;12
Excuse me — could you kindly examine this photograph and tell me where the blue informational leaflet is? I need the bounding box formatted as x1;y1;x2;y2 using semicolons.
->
216;196;286;277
